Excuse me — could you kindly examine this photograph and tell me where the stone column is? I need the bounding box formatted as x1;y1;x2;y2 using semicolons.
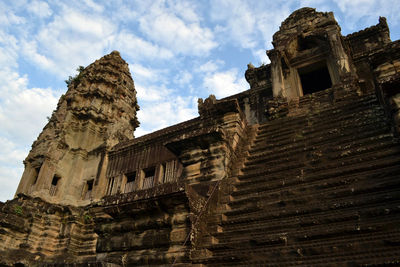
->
268;49;287;98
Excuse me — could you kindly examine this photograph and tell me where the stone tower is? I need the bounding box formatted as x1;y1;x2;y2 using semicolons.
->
15;51;140;206
267;7;358;100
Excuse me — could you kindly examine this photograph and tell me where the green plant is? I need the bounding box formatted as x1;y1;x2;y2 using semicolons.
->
65;66;85;86
14;205;23;215
83;214;92;223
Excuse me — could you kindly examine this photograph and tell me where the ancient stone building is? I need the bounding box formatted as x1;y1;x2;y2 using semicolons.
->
1;7;400;266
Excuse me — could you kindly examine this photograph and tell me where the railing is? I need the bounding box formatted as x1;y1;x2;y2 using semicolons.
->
163;160;177;183
49;185;57;196
142;176;154;189
124;181;136;193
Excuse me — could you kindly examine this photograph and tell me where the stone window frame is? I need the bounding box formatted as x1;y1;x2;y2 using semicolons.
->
296;60;334;96
124;171;137;193
49;174;61;196
82;179;94;200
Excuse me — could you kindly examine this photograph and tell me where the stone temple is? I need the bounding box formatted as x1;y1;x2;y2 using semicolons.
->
1;7;400;266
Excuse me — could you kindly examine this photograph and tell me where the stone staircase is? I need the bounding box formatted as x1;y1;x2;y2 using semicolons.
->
193;90;400;266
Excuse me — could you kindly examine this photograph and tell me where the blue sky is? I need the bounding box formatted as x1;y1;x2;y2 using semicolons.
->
1;0;399;202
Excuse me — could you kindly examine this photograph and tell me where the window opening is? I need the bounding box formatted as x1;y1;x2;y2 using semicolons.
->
142;167;155;189
298;61;332;95
124;172;136;193
84;180;94;200
49;175;60;196
87;180;93;191
32;166;41;185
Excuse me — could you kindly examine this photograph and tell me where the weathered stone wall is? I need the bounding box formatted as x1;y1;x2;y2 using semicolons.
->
91;183;191;266
0;195;96;266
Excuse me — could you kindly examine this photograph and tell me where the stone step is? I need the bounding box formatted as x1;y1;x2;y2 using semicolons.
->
230;163;400;210
222;183;400;226
255;96;382;142
226;179;400;231
220;199;400;236
249;113;389;157
257;93;379;134
247;129;393;172
252;106;386;150
232;156;400;202
231;157;400;213
200;230;400;266
243;132;395;178
243;132;396;176
214;215;400;250
240;137;400;182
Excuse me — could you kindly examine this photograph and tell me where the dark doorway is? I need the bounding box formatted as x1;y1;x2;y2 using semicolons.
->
144;167;155;178
298;62;332;95
126;172;136;183
83;180;94;200
51;175;60;186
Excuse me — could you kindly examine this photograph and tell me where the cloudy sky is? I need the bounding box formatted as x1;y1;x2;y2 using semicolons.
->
0;0;399;202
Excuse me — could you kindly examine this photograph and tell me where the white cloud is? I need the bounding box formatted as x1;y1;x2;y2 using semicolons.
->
332;0;400;31
130;63;159;81
0;68;61;202
21;40;55;71
209;1;293;66
27;1;53;18
0;138;26;201
135;84;198;137
0;69;61;145
82;0;104;13
174;70;193;86
138;1;217;56
0;3;25;26
203;69;248;98
0;31;18;68
21;7;116;77
136;95;198;133
115;31;173;62
135;84;173;102
173;0;200;22
252;49;269;65
0;137;26;168
197;60;224;73
211;0;257;49
0;164;22;202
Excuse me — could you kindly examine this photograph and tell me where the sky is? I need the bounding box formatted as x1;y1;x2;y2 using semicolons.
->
0;0;399;202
